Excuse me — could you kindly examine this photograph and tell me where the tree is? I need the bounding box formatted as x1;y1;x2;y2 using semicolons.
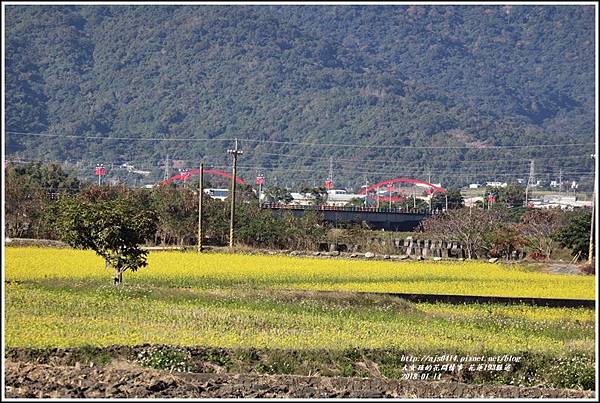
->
487;224;526;260
485;184;526;208
59;197;157;285
263;186;293;204
4;162;81;239
151;186;197;245
519;208;564;260
554;210;592;261
300;187;328;206
431;188;464;210
5;164;46;238
420;207;507;259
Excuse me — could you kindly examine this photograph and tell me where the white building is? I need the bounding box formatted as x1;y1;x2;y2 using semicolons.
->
132;169;151;176
289;192;315;206
538;195;593;210
326;189;365;206
204;188;229;201
464;196;484;207
289;189;366;206
486;181;507;188
469;183;481;189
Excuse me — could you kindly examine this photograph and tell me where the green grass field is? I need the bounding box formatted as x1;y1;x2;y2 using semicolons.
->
4;247;595;357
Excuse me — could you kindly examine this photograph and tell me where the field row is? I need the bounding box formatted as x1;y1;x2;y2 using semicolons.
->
6;283;595;353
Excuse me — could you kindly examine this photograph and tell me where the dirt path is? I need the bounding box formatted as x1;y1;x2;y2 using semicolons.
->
4;361;594;398
544;263;586;275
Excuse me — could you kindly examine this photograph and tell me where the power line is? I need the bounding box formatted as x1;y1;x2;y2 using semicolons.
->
6;158;593;179
6;131;234;143
13;153;590;170
256;151;590;164
6;131;595;150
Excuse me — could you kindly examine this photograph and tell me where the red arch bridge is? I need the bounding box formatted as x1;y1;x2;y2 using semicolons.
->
161;172;445;197
160;169;248;186
359;178;446;202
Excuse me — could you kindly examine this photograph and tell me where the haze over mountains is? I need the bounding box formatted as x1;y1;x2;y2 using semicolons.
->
4;5;596;189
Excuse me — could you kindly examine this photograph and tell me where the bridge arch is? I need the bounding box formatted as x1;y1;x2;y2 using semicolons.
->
160;169;248;187
358;178;446;202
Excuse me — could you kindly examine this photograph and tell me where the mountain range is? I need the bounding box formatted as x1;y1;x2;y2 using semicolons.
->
4;4;596;189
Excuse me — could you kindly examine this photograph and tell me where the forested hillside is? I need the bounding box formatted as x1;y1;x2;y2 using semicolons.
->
4;5;596;189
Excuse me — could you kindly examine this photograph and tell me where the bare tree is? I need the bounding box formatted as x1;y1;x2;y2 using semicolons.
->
518;208;564;260
420;207;506;259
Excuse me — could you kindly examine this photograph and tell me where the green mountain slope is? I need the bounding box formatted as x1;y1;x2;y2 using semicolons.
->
4;5;596;189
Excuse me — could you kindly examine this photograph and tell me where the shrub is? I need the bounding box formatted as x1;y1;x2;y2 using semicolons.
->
136;346;194;372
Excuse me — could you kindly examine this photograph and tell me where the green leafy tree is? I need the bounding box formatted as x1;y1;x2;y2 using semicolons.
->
203;198;230;245
554;210;592;261
58;197;157;285
431;188;464;210
5;164;46;238
392;196;429;212
347;197;366;207
5;162;81;239
485;184;526;208
264;186;293;204
300;186;328;206
151;185;197;245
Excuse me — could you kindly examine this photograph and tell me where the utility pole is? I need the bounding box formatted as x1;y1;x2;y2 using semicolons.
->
589;154;596;264
198;163;204;252
227;139;243;248
525;159;535;207
429;191;433;213
256;174;264;208
589;180;595;264
445;194;448;211
559;169;563;193
164;152;170;181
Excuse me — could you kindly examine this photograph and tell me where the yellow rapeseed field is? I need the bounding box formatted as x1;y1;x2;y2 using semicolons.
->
5;247;595;299
4;247;595;353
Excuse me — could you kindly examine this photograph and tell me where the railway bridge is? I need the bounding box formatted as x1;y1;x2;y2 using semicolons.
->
160;170;440;231
263;204;431;232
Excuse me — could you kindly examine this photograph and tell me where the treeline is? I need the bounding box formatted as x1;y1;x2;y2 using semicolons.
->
5;162;325;250
5;162;592;262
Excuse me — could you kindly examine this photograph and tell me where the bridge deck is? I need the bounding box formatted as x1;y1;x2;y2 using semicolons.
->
262;204;432;231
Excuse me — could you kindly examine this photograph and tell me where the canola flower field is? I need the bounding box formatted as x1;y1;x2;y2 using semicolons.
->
4;247;596;357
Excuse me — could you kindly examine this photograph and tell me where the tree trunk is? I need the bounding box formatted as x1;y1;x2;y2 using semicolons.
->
114;267;123;286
